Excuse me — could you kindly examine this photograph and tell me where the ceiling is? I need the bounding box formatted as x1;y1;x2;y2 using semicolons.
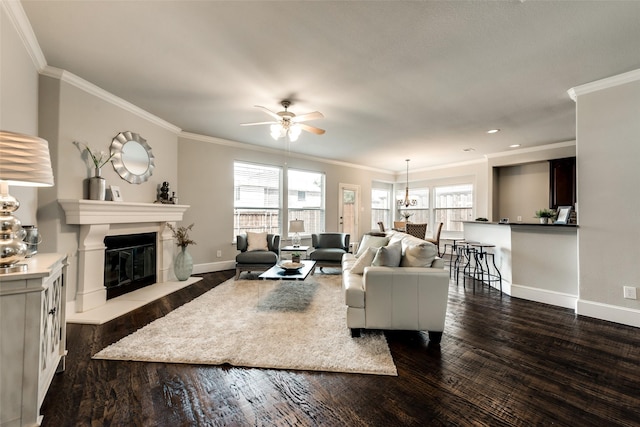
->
21;1;640;173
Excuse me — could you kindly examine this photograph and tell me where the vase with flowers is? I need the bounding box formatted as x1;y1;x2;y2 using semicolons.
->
75;141;115;200
167;223;197;281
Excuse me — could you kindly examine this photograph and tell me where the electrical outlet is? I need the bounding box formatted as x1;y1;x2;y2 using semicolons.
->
623;286;637;300
517;216;522;222
216;250;222;258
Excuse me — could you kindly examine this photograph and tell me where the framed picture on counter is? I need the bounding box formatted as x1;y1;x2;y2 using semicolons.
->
555;206;572;224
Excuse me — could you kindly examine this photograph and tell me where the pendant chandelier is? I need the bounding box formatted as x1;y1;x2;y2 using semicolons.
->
397;159;417;208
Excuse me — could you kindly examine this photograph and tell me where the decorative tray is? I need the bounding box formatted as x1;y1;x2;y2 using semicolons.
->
279;261;303;271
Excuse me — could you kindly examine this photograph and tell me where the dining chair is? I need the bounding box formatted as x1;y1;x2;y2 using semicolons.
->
405;223;428;239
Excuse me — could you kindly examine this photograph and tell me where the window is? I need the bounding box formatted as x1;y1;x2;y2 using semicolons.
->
371;183;392;229
287;169;325;237
434;184;473;232
233;162;281;238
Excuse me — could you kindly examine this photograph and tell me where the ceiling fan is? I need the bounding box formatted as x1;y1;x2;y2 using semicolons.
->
241;100;325;141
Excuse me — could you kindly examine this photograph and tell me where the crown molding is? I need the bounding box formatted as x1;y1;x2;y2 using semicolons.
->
567;68;640;102
485;140;576;159
180;131;396;175
1;0;47;70
41;66;181;134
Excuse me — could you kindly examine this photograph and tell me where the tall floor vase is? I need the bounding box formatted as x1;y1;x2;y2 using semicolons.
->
174;246;193;281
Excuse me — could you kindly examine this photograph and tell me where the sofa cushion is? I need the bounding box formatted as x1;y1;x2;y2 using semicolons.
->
355;234;389;257
372;241;402;267
349;247;378;274
401;242;437;267
246;231;268;251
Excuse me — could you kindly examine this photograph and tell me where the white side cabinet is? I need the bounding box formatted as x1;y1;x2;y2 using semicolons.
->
0;254;68;427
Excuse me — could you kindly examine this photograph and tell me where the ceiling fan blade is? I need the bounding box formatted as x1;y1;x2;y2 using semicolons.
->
299;123;326;135
240;121;278;126
292;111;324;123
254;105;282;121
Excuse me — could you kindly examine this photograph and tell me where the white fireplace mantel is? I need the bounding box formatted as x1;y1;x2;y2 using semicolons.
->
59;200;190;312
58;199;189;225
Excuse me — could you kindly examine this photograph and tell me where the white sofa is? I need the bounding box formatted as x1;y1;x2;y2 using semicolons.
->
342;231;450;343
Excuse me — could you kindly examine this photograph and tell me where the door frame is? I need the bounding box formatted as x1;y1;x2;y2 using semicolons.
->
338;183;360;244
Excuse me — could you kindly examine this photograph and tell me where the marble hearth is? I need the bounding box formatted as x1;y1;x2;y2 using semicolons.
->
59;200;189;313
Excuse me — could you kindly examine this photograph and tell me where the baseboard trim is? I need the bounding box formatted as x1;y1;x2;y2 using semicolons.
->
510;283;577;310
193;260;235;274
576;299;640;328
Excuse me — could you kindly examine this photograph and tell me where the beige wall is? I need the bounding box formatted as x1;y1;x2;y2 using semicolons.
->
496;161;549;223
575;75;640;325
177;134;394;268
0;3;40;224
36;73;179;302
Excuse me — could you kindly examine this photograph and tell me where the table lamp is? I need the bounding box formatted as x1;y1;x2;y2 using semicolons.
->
289;219;305;247
0;130;54;274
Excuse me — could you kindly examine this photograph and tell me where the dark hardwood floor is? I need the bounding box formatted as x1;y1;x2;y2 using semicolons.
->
42;271;640;426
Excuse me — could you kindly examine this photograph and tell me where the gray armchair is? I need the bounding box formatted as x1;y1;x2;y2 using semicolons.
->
235;234;280;279
309;233;350;271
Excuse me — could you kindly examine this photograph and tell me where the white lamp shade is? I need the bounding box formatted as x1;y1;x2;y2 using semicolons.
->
0;131;54;187
289;219;305;233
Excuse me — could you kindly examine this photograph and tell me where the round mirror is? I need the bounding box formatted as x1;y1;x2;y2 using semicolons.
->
110;131;155;184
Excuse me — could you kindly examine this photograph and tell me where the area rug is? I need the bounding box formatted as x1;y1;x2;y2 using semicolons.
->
93;274;397;376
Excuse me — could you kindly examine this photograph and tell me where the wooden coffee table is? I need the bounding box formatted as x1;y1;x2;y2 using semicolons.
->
259;260;316;281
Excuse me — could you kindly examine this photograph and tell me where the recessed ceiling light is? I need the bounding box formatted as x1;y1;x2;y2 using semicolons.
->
487;129;500;134
463;148;475;152
509;144;521;148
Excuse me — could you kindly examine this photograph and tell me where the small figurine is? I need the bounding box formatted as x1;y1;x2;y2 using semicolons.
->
159;181;170;203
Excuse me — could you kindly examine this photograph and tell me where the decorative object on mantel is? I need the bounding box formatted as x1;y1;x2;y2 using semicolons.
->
74;141;115;201
109;185;123;202
158;181;170;203
535;208;555;224
110;131;155;184
0;131;54;273
167;222;196;281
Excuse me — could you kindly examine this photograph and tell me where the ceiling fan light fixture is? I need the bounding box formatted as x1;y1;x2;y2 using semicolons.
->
245;100;325;141
289;123;302;141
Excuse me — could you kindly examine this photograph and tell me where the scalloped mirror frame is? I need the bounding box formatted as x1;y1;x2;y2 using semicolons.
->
110;131;155;184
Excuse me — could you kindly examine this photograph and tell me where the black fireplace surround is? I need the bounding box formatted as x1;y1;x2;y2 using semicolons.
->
104;232;157;299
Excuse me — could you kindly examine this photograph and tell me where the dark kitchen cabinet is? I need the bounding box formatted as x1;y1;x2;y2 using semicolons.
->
549;157;576;209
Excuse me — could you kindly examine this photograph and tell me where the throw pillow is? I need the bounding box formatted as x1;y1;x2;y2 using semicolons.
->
349;247;378;274
355;234;390;258
246;231;269;251
372;241;402;267
401;242;437;267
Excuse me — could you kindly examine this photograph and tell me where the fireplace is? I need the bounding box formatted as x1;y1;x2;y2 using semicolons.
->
59;199;189;313
104;232;157;299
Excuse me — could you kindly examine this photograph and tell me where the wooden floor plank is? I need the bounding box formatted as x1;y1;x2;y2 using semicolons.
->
40;270;640;426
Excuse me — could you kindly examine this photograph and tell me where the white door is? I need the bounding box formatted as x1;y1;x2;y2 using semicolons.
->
339;183;360;246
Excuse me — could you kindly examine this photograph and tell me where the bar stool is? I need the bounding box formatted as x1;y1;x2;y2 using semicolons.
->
443;238;465;278
470;243;502;293
455;241;478;287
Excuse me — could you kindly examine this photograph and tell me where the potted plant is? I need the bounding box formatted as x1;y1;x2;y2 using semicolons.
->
167;223;196;280
400;210;414;222
291;252;302;263
535;209;555;224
